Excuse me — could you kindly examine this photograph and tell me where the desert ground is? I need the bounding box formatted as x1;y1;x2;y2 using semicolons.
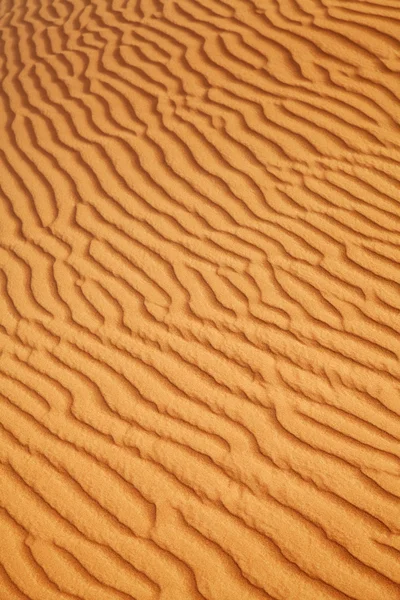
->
0;0;400;599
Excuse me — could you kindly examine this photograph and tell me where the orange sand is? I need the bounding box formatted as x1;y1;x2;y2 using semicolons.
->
1;0;400;599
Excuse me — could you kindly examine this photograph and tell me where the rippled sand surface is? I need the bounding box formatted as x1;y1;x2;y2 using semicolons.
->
1;1;400;598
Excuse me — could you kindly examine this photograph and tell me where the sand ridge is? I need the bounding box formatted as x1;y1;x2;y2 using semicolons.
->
0;0;400;598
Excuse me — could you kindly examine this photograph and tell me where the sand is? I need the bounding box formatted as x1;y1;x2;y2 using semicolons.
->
0;0;400;598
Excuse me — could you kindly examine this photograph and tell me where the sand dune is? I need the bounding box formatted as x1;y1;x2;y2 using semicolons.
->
1;0;400;598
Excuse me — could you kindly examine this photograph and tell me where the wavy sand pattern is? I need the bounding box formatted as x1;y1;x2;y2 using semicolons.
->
1;0;400;598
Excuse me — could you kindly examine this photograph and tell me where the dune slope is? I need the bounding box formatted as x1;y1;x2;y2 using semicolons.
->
1;0;400;598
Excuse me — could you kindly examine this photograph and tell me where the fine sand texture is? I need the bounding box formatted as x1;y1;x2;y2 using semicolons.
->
1;0;400;599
